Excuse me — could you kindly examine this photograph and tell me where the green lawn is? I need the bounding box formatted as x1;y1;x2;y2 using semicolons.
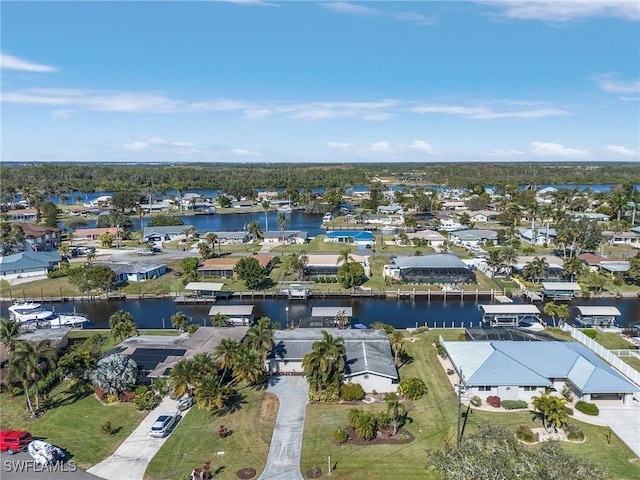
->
0;381;145;469
144;388;278;480
300;329;640;480
588;331;639;350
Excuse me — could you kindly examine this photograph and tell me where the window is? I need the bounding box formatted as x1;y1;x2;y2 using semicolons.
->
523;386;537;392
478;386;492;392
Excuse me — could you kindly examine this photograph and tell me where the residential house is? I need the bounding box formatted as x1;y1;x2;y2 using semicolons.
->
207;231;249;245
305;254;371;278
263;230;309;245
442;201;467;211
404;229;446;247
324;230;375;248
73;227;121;243
450;229;498;247
0;251;61;280
442;340;639;405
364;213;404;226
13;223;61;251
6;209;38;222
383;254;475;284
573;212;610;222
467;210;500;223
377;205;404;215
518;228;557;245
602;230;640;247
197;254;273;278
267;329;399;393
104;261;168;283
143;225;191;243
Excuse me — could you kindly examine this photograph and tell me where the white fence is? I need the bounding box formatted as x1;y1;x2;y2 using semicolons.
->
561;323;640;388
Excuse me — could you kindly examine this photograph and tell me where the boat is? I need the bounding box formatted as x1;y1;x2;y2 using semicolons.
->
322;212;333;222
8;302;55;323
48;313;89;328
277;204;293;213
28;440;65;466
353;323;368;329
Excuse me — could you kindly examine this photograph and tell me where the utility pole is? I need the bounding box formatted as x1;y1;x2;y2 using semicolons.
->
456;368;463;449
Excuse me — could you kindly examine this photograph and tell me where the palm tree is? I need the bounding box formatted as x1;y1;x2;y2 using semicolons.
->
290;251;309;281
7;359;35;415
171;312;191;332
214;338;240;383
337;248;355;267
232;347;264;385
555;304;570;325
211;313;229;327
195;373;234;411
205;232;220;256
499;246;518;279
247;220;263;241
532;393;567;433
92;353;137;396
12;340;57;412
543;302;558;327
486;249;503;277
198;242;212;260
302;330;346;400
385;392;407;435
169;358;197;398
523;257;548;285
243;317;273;361
334;310;350;330
109;310;138;341
86;251;96;264
277;212;288;243
563;256;584;282
262;200;270;232
0;318;21;356
389;330;405;366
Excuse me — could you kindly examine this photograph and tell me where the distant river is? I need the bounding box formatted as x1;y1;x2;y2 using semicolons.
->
2;297;638;331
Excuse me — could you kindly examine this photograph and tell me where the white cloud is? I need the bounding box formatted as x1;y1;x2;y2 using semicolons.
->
231;148;260;156
482;1;640;23
606;144;638;156
531;141;589;157
370;141;391;153
410;104;570;119
592;73;640;94
485;149;525;157
0;53;58;72
321;2;435;25
401;140;436;154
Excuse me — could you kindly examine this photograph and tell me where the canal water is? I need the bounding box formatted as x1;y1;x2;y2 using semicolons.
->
2;297;638;331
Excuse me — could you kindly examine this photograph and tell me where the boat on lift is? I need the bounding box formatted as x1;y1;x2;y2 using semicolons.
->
48;312;89;328
8;302;55;323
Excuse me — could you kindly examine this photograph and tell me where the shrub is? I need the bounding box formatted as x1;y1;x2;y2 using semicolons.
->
135;385;149;395
435;343;447;358
398;377;428;400
119;390;136;403
332;426;348;445
564;406;574;416
47;269;67;279
186;324;200;334
486;395;501;408
582;329;597;339
133;390;157;411
501;400;528;410
470;395;482;407
101;421;117;435
516;425;539;443
575;400;599;416
561;384;574;402
341;382;365;401
446;369;455;376
564;424;585;441
106;394;119;404
93;386;107;401
370;322;394;334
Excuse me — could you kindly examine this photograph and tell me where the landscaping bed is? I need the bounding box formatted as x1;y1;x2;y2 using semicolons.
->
343;426;414;446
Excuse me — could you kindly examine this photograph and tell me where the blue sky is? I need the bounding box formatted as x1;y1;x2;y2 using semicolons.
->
1;1;639;163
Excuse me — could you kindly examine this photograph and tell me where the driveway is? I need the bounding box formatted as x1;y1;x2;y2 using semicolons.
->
87;397;182;480
597;404;640;457
258;376;309;480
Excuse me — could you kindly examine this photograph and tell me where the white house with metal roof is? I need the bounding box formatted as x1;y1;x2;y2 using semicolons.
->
443;340;639;405
450;229;498;246
267;329;398;393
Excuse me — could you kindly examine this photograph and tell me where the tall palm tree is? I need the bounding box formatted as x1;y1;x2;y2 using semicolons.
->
242;317;273;361
543;302;558;327
169;358;197;398
232;347;264;385
389;330;405;366
262;200;270;232
289;251;309;281
12;340;57;411
195;373;233;411
191;352;217;376
247;220;263;241
302;330;346;400
385;392;407;435
563;256;584;282
109;310;138;341
214;338;240;381
499;246;518;279
486;250;503;277
277;212;288;243
0;318;21;356
205;232;219;256
171;312;191;332
7;359;35;415
337;248;355;267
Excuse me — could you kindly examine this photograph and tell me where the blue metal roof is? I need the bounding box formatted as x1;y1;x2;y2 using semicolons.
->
325;231;374;240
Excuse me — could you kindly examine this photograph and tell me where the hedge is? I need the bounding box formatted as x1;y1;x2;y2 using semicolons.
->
575;400;599;416
501;400;528;410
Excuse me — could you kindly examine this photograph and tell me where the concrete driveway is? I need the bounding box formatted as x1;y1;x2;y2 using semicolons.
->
598;405;640;458
258;376;309;480
87;397;182;480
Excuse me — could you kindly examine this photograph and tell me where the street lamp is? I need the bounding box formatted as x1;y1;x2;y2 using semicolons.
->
286;306;290;329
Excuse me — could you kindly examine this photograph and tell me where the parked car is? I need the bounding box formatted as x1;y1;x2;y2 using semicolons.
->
137;249;155;256
149;412;179;438
177;395;193;411
0;430;33;454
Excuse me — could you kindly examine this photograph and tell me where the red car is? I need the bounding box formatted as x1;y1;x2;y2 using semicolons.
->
0;430;33;454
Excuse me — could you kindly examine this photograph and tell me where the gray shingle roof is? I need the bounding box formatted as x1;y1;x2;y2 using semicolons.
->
270;329;397;380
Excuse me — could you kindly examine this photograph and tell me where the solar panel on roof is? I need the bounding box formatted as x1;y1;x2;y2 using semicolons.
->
130;348;186;371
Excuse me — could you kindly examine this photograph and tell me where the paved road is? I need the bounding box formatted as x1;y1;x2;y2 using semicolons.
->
598;404;640;457
87;397;182;480
257;376;309;480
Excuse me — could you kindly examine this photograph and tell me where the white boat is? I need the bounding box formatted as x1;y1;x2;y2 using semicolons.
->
28;440;65;465
8;302;55;323
48;313;89;328
322;212;333;222
380;225;398;235
277;204;293;213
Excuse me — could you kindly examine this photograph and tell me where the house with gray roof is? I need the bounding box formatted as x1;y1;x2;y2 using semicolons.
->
0;251;61;280
267;329;399;393
383;254;475;284
443;340;639;405
450;229;498;246
102;261;168;283
519;228;557;245
263;230;309;245
143;225;192;243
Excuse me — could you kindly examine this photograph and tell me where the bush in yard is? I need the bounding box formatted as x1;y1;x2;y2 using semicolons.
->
134;390;157;411
575;400;599;416
398;377;428;400
470;395;482;407
564;424;585;441
582;329;597;339
486;395;501;408
501;400;528;410
119;390;136;403
101;421;118;436
332;426;348;445
341;382;365;401
435;342;447;358
106;394;119;404
516;425;539;443
564;406;574;416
